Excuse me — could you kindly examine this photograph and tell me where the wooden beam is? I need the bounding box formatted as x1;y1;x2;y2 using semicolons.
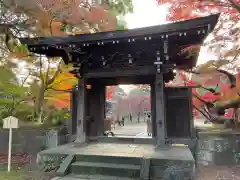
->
85;67;156;78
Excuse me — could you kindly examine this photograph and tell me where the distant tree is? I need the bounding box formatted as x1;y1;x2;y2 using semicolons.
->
157;0;240;62
156;0;240;127
0;61;32;120
136;85;151;94
0;0;133;123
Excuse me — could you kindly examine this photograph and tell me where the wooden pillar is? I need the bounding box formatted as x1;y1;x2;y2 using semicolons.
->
68;90;73;137
98;85;105;135
83;81;105;137
155;73;166;146
68;87;77;140
150;83;156;137
75;79;86;143
86;85;97;137
88;83;105;136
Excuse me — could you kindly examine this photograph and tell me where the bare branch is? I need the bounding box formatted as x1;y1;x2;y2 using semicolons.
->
229;49;240;64
193;104;211;121
47;87;72;93
45;58;51;87
228;0;240;13
39;55;44;82
46;61;61;86
21;72;31;86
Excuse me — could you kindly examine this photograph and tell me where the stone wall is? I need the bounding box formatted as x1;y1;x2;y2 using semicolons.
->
1;125;239;166
197;131;240;166
0;127;68;155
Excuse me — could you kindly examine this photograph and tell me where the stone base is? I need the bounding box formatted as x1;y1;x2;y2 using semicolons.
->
38;142;195;179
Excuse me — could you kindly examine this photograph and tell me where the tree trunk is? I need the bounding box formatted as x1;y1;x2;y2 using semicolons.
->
233;107;240;129
36;85;45;124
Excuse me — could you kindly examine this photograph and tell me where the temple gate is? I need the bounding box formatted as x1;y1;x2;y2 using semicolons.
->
21;14;219;180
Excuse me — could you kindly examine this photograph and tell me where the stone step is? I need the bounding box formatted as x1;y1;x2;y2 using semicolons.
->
57;173;137;180
71;162;141;178
75;154;141;165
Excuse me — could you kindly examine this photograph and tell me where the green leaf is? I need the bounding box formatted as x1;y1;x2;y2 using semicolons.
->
107;0;133;15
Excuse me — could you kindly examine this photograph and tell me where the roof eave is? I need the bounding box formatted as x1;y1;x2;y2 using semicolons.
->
20;14;220;46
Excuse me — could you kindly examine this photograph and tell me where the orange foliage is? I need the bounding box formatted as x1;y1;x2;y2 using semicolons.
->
51;73;76;90
157;0;240;60
53;93;71;109
17;0;118;36
48;72;77;109
157;0;240;21
106;86;113;100
5;0;123;111
191;70;240;110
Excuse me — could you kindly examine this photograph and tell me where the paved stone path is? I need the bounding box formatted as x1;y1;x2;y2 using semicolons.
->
111;117;213;138
111;121;149;138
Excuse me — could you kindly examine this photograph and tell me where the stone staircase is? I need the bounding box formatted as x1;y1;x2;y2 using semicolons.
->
55;154;195;180
39;143;196;179
63;155;142;179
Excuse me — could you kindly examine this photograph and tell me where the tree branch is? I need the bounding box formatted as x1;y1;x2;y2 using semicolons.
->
217;69;236;88
46;61;61;86
45;58;51;87
228;0;240;13
39;55;44;82
21;72;31;86
193;104;212;121
47;87;72;93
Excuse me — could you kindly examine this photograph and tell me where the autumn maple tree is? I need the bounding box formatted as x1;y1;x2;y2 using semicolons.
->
156;0;240;127
0;0;133;123
157;0;240;59
157;0;240;21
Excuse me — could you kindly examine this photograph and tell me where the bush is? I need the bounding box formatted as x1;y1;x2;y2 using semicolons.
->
42;108;70;127
0;104;35;122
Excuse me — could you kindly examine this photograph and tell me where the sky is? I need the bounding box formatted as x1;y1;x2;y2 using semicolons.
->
125;0;168;29
120;0;168;94
120;0;217;93
124;0;210;65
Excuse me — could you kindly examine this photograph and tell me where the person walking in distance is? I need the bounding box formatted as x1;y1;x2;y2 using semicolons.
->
129;113;132;122
121;117;125;126
112;116;116;130
137;112;140;123
146;115;152;136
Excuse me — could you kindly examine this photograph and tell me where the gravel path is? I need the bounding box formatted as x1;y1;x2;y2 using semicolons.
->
196;166;240;180
23;156;55;180
23;171;55;180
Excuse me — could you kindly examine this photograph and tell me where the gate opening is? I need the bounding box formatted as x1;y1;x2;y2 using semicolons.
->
105;84;151;138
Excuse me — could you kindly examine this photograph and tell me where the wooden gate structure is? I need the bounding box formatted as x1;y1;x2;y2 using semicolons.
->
21;14;219;180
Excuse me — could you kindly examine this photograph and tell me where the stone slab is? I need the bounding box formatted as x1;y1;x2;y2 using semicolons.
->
39;142;194;162
58;174;136;180
72;162;140;169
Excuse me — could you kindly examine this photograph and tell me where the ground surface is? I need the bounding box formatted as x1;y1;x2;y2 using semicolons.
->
0;155;54;180
112;120;149;137
1;167;240;180
0;170;54;180
1;118;240;179
196;166;240;180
